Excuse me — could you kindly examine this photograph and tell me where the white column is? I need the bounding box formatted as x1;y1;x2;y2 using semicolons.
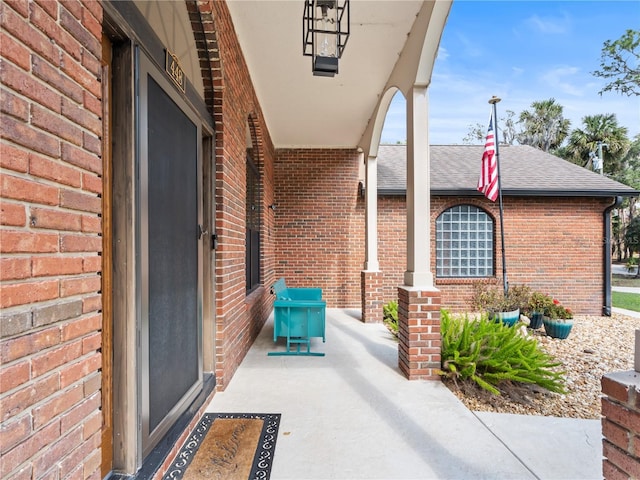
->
364;153;379;271
404;85;433;287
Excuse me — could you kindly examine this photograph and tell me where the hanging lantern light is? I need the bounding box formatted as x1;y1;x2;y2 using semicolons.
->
303;0;350;77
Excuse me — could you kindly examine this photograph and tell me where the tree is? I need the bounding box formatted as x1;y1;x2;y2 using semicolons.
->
564;114;630;176
462;110;517;145
625;216;640;277
517;99;571;152
593;29;640;97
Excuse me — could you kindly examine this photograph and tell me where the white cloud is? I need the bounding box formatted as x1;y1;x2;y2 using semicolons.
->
539;66;586;96
525;13;570;35
437;46;449;62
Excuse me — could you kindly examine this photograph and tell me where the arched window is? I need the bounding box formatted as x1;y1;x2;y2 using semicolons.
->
436;205;494;278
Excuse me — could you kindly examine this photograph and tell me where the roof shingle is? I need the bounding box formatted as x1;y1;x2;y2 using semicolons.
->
377;144;639;197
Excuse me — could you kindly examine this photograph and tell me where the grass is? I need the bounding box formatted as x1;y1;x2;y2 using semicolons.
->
612;291;640;312
612;274;640;288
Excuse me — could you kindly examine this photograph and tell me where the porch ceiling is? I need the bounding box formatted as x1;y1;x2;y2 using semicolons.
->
226;1;448;149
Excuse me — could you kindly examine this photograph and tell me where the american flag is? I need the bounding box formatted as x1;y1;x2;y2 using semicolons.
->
477;114;498;202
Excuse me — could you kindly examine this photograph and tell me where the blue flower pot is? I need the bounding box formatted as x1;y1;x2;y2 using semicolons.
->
542;317;574;339
490;309;520;327
529;311;544;329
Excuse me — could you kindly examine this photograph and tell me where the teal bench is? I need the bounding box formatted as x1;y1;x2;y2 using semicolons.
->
268;278;326;356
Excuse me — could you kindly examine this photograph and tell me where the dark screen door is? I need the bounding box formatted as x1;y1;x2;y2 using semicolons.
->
140;52;202;456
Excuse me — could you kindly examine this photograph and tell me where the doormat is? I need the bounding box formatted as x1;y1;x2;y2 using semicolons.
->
163;413;281;480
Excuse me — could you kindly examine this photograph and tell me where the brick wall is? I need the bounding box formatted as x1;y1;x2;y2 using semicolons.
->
274;149;364;308
601;371;640;478
377;195;611;315
201;1;277;389
1;0;104;478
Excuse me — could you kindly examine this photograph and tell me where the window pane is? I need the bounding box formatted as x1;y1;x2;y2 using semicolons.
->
436;205;494;278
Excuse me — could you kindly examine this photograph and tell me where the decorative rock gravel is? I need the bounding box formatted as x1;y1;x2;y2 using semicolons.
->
444;312;640;419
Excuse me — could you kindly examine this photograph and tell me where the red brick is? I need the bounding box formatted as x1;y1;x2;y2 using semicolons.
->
0;418;60;478
32;54;84;104
0;143;29;173
1;88;29;121
61;142;101;174
60;51;100;99
82;90;101;118
31;104;83;146
29;207;83;232
603;440;640;478
0;326;60;363
0;115;60;158
60;351;100;388
60;0;82;19
33;0;58;18
81;214;101;234
60;234;101;253
5;0;30;18
32;256;84;277
81;331;101;355
603;418;632;452
61;97;101;135
60;5;100;59
1;2;59;65
0;373;59;422
33;383;83;429
603;398;640;434
603;459;629;480
80;173;101;195
30;1;81;62
0;202;27;227
1;173;59;205
0;279;59;308
0;358;31;394
60;391;100;433
0;257;30;281
603;376;632;404
29;153;83;188
0;31;30;70
81;0;103;24
0;230;59;254
82;410;102;439
60;189;101;213
33;425;83;478
81;294;101;313
32;340;83;377
81;256;101;274
0;414;31;455
61;314;100;342
60;275;100;297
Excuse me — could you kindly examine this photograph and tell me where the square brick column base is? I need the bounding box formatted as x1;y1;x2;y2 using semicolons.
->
601;371;640;479
397;286;441;380
361;271;384;323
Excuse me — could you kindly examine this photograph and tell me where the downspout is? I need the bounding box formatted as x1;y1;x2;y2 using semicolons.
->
603;196;623;316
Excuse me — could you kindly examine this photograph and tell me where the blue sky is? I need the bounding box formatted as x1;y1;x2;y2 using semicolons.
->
381;1;640;145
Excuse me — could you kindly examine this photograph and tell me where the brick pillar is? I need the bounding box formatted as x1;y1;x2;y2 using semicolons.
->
601;371;640;479
361;271;384;323
397;286;441;380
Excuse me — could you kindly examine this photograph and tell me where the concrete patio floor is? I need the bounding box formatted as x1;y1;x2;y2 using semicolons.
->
206;308;602;479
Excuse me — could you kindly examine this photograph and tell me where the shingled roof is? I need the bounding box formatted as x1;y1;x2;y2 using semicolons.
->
377;144;639;197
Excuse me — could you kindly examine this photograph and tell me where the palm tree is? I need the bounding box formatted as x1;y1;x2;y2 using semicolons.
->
517;98;571;152
564;114;630;175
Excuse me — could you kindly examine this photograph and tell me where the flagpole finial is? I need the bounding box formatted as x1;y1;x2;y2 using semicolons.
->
488;96;501;104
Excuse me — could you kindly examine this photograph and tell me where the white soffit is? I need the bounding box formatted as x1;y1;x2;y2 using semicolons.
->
226;0;428;149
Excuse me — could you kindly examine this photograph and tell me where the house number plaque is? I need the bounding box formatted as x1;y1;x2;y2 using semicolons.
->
165;49;186;93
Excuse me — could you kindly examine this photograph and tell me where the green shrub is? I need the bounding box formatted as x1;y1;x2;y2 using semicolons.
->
383;300;398;336
439;310;565;395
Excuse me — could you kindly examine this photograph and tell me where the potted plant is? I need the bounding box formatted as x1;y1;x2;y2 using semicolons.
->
542;299;574;339
472;283;530;327
526;291;553;329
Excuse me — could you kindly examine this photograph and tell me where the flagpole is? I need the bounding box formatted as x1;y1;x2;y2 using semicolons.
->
489;96;508;297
